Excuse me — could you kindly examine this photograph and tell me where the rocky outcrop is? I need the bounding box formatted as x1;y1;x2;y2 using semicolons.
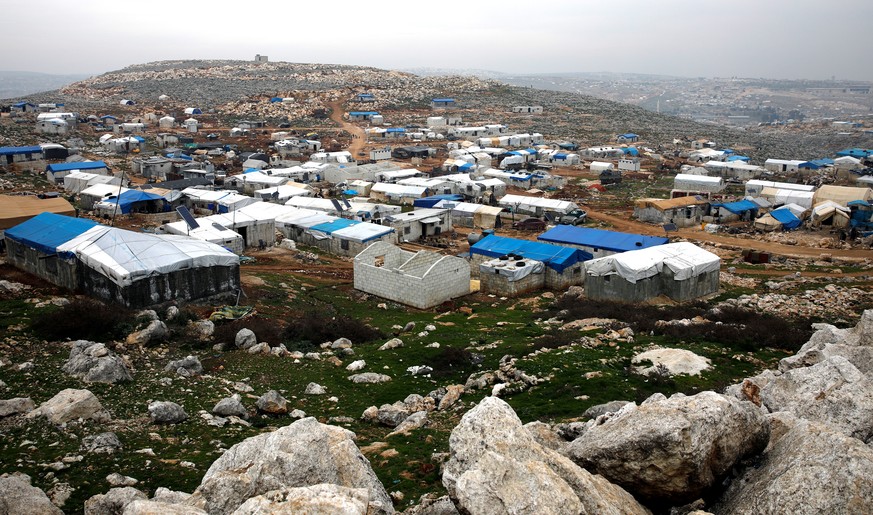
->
232;484;370;514
779;312;873;374
85;487;147;515
186;417;394;514
564;391;769;505
714;418;873;514
81;432;123;454
123;500;206;514
256;390;288;414
443;396;648;515
0;473;63;515
27;389;107;424
164;356;203;377
62;341;132;384
0;397;34;417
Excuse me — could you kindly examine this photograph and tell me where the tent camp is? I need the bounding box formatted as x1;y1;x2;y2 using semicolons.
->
754;208;803;232
810;201;851;228
469;234;590;289
757;187;815;210
0;195;75;230
584;242;720;302
159;220;245;255
63;171;121;194
498;194;578;216
94;190;167;216
448;202;505;229
812;185;873;207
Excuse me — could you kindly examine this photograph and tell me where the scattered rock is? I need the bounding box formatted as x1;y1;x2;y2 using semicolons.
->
48;482;74;508
0;473;63;515
81;432;123;454
164;356;202;377
346;360;367;372
150;487;192;505
235;328;257;350
438;385;464;411
331;338;353;350
126;320;168;346
632;348;711;376
188;320;215;340
165;306;180;321
406;365;433;376
582;401;632;420
123;500;207;514
256;390;288;414
564;391;770;505
0;397;34;418
212;395;247;419
403;322;416;333
186;417;394;514
232;484;370;515
148;401;188;425
85;487;147;515
305;382;327;395
443;396;648;515
62;341;133;384
388;411;428;436
106;473;139;487
379;338;404;351
348;373;392;384
27;389;107;424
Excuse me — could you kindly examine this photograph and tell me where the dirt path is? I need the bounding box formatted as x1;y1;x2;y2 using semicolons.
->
327;100;366;156
586;209;873;261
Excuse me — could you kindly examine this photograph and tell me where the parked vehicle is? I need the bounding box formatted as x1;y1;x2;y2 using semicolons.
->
512;217;546;231
558;209;588;225
599;169;622;185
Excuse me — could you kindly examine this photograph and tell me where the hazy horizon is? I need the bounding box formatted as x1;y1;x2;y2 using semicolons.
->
3;0;872;82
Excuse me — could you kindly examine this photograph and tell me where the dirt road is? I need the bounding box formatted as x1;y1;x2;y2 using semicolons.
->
327;100;366;156
586;209;873;261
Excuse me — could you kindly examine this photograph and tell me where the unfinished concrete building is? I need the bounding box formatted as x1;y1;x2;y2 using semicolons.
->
354;241;470;309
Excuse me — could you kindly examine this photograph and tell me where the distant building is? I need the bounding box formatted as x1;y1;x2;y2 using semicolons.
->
255;54;268;63
432;98;456;109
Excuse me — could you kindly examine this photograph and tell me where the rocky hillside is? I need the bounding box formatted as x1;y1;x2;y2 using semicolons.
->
14;59;868;161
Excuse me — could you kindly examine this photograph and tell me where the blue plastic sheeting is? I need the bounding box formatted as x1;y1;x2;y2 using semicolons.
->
432;98;455;103
164;152;192;160
458;162;473;171
5;212;99;256
47;161;108;172
538;226;668;253
309;218;359;234
619;133;638;139
102;191;165;214
836;148;871;158
413;194;464;208
0;146;43;156
470;235;591;273
809;158;834;167
349;111;379;116
770;209;802;230
726;155;751;162
622;147;640;156
848;200;871;207
712;199;758;215
386;128;405;133
342;189;358;196
270;97;282;103
553;153;568;159
99;115;117;120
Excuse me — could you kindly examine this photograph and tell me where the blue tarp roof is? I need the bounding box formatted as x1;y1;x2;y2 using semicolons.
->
47;161;107;172
342;189;358;196
0;146;43;156
432;98;455;102
712;199;759;215
622;147;639;156
165;152;192;160
810;158;835;167
726;155;751;162
413;194;464;208
470;235;591;273
270;97;282;103
102;190;165;214
553;153;568;159
619;133;638;138
557;142;578;150
848;200;871;207
799;161;821;169
310;218;359;234
770;208;802;230
132;136;145;143
349;111;379;116
99;115;117;120
538;226;668;253
5;212;99;256
12;102;35;108
357;93;374;98
386;127;405;133
836;148;871;158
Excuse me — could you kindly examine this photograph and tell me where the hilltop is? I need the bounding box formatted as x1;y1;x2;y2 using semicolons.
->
11;59;867;161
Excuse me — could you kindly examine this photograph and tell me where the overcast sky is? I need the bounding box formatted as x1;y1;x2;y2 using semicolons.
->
3;0;871;81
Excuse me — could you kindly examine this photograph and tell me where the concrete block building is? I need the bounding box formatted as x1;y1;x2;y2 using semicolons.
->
354;242;470;309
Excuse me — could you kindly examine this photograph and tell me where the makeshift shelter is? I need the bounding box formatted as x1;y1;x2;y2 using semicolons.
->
4;213;98;290
757;187;815;210
46;161;109;184
469;234;590;289
755;208;802;232
282;215;396;257
449;203;504;229
633;196;710;228
812;185;873;207
354;241;470;309
384;208;452;242
673;174;725;195
537;226;668;258
181;188;261;213
159;220;245;255
584;242;721;302
0;195;75;231
745;180;814;197
94;190;167;216
63;172;120;194
370;183;429;205
55;225;239;307
79;184;130;210
810;201;851;228
498;194;578;216
254;183;313;203
709;199;758;222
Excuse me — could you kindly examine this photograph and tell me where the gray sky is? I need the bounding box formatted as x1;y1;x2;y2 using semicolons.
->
3;0;871;81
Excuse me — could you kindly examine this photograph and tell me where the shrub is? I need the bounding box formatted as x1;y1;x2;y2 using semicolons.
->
281;312;384;351
30;298;133;341
212;316;285;348
427;346;475;377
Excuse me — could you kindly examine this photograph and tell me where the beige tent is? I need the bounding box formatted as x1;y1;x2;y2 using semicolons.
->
812;185;873;207
810;201;851;228
754;214;784;232
0;195;75;230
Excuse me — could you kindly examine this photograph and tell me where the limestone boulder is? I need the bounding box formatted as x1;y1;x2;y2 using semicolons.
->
760;356;873;441
713;419;873;514
256;390;288;414
62;340;132;384
564;391;769;505
126;320;168;346
81;432;123;454
582;400;632;420
123;500;206;514
27;389;107;424
232;484;370;514
164;356;203;377
443;396;648;515
348;373;392;384
213;395;248;419
186;417;394;514
85;487;147;515
148;401;188;425
235;328;257;350
305;382;326;395
0;397;34;417
0;473;63;515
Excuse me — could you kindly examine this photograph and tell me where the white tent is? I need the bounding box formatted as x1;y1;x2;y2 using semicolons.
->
584;242;720;283
57;226;238;287
160;220;245;255
63;172;119;194
498;194;578;215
